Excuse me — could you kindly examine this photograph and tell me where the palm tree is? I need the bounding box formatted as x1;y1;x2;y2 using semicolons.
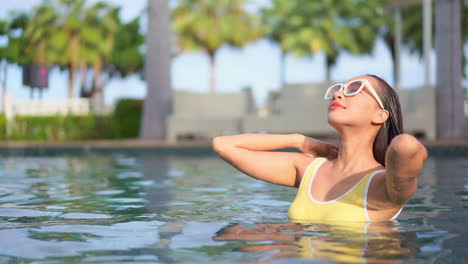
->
397;2;467;79
61;0;86;100
112;18;145;77
23;2;66;99
173;0;264;93
274;0;385;82
110;18;145;77
79;2;119;110
79;17;144;99
0;13;30;110
36;0;88;99
24;3;59;66
24;0;119;102
260;0;295;89
6;0;143;107
0;19;9;112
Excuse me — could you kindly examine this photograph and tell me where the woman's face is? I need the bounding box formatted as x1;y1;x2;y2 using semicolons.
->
327;76;385;129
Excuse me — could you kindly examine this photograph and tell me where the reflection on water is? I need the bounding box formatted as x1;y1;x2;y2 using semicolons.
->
0;155;466;263
214;221;418;263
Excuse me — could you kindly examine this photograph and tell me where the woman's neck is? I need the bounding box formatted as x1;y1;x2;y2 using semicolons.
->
332;129;383;174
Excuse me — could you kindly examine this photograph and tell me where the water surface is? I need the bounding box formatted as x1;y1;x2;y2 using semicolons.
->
0;154;466;263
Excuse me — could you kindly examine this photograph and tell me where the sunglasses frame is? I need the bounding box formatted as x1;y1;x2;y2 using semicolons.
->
324;79;385;109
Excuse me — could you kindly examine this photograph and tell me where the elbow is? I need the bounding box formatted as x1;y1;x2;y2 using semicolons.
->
212;136;223;154
212;136;230;155
388;183;418;206
391;134;425;154
388;134;428;164
388;193;412;206
389;194;412;206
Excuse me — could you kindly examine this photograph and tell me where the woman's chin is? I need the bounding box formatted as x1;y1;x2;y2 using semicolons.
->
327;113;352;128
328;112;345;123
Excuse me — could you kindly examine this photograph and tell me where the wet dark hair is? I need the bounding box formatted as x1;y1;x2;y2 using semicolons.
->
366;74;404;166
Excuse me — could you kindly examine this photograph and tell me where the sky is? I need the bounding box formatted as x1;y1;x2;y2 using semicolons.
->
0;0;457;109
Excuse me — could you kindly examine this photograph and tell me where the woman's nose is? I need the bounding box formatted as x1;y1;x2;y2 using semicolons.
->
333;89;344;100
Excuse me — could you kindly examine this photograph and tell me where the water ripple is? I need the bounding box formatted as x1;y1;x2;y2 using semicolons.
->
0;155;465;263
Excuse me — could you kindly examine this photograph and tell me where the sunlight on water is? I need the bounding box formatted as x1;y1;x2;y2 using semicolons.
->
0;154;466;263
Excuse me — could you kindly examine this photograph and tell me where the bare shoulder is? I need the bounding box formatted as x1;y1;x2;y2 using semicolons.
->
291;153;319;185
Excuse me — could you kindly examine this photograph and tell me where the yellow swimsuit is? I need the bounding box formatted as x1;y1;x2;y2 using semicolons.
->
288;157;402;222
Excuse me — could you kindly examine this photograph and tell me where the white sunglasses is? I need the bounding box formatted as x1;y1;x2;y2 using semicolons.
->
324;79;385;109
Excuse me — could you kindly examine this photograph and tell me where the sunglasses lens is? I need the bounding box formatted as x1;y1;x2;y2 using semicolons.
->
345;81;362;95
325;85;342;99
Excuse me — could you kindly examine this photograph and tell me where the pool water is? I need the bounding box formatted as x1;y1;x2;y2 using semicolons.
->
0;153;466;263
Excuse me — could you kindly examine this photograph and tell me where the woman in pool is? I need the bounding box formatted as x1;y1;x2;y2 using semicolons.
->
212;74;428;222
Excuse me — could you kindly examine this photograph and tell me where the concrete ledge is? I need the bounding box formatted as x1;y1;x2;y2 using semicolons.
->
0;139;466;157
0;138;466;148
0;139;213;149
420;139;468;147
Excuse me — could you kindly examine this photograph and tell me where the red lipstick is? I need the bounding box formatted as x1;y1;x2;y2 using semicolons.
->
329;101;346;110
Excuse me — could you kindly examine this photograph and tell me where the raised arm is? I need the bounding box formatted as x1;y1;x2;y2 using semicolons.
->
212;133;338;187
385;134;428;205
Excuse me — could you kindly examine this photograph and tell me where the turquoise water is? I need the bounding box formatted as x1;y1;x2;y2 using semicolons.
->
0;153;466;263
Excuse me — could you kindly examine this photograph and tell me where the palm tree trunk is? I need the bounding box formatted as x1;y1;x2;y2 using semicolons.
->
209;52;216;94
140;0;172;140
384;33;397;86
392;7;403;90
79;62;88;97
70;35;80;99
68;65;76;99
91;62;102;113
93;65;101;94
325;59;332;82
2;62;8;113
280;50;286;89
99;86;104;114
435;0;465;138
325;54;337;82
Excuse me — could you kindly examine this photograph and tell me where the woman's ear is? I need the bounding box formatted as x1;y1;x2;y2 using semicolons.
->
372;109;389;125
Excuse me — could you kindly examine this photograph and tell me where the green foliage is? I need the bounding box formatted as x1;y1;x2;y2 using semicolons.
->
111;18;145;77
112;98;143;138
457;1;467;78
0;98;143;141
400;3;433;59
81;2;120;64
0;13;31;65
173;0;263;55
23;3;60;65
6;115;115;141
1;0;144;100
174;2;262;54
173;0;264;92
260;0;295;46
261;0;386;81
399;1;468;78
0;114;6;140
